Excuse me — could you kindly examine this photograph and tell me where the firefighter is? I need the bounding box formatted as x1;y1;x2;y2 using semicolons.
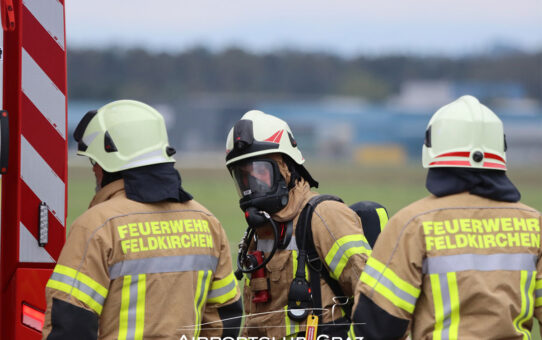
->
42;100;242;340
225;110;372;338
352;95;542;339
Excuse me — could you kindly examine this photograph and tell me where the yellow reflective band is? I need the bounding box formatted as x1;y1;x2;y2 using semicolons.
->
365;257;420;298
53;264;108;298
210;271;235;290
118;275;131;340
207;287;237;304
284;306;291;335
430;274;444;340
376;208;388;231
284;306;300;336
533;279;542;306
447;272;460;340
292;250;298;279
514;271;535;339
194;270;212;337
135;274;146;340
194;271;204;337
348;323;356;340
325;234;371;280
360;271;415;313
207;272;238;304
46;279;104;315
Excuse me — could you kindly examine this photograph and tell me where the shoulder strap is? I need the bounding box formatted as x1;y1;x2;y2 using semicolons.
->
294;194;351;319
349;201;389;248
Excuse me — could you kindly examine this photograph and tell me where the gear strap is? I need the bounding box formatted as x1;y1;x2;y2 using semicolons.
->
292;194;352;321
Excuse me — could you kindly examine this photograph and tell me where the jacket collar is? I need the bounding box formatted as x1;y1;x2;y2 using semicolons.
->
89;179;126;208
272;178;314;222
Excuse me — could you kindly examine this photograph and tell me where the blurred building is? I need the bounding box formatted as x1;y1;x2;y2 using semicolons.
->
68;82;542;167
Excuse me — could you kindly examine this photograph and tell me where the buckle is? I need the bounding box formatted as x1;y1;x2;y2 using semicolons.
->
307;256;322;271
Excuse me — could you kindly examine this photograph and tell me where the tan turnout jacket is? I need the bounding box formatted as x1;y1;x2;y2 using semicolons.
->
242;179;370;338
42;180;241;340
356;192;542;339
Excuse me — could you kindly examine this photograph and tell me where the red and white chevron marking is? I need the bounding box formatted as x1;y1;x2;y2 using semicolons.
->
19;0;66;263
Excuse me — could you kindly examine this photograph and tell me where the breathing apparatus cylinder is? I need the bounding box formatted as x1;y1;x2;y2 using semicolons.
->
248;250;270;303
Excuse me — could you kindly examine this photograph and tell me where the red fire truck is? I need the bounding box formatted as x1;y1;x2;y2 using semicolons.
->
0;0;67;339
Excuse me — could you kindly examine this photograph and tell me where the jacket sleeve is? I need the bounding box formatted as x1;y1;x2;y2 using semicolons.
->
351;209;425;339
311;201;371;297
534;216;542;337
200;224;243;338
42;213;111;340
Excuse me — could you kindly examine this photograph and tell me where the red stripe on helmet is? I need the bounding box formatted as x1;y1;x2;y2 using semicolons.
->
273;130;284;143
484;153;506;163
264;130;279;142
264;130;284;143
483;162;507;169
429;161;471;166
435;152;470;158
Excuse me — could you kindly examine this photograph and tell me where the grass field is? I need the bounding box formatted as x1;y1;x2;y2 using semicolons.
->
66;162;542;336
67;162;542;238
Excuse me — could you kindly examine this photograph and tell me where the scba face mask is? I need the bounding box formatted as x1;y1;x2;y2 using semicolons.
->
229;158;289;214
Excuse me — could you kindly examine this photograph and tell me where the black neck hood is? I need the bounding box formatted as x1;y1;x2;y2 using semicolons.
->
426;167;521;202
119;163;193;203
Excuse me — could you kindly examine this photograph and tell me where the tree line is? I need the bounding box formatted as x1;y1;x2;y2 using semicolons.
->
68;47;542;104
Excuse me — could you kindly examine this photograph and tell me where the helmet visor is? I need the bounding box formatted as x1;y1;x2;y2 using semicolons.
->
230;160;278;198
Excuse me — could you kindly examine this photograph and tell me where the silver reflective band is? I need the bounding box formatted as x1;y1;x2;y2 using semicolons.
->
328;239;371;272
127;275;141;340
423;253;536;274
49;272;106;306
256;239;275;253
257;235;298;253
364;265;418;306
434;273;454;339
109;255;218;279
196;271;210;309
207;279;236;300
536;288;542;299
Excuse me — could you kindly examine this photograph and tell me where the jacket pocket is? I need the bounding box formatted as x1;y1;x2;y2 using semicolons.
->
266;250;291;282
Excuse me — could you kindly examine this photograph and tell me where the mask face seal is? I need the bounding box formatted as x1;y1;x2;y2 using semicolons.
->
229;158;289;213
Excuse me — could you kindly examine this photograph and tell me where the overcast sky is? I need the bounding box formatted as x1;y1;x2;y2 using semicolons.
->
65;1;542;56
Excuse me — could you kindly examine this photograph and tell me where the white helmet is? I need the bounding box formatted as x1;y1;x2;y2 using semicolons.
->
422;95;507;171
73;100;176;173
225;110;304;166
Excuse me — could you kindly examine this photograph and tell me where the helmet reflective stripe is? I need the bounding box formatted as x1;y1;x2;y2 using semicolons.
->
422;95;507;171
225;110;304;167
73;100;175;173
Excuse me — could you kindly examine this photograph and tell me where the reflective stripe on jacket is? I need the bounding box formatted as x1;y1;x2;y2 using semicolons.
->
356;192;542;340
42;180;241;340
242;181;370;338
